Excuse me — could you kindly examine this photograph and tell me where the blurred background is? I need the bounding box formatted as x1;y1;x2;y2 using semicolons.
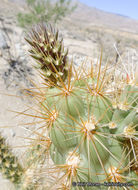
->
0;0;138;189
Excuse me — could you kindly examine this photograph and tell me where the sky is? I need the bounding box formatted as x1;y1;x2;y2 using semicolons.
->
79;0;138;20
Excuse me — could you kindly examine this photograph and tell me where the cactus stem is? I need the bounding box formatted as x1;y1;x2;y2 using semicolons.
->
23;25;138;189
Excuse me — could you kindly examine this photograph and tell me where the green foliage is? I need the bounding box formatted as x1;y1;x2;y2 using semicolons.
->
17;0;77;28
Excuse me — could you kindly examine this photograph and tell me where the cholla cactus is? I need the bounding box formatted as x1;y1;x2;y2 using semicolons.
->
23;25;138;189
0;134;23;185
25;23;69;85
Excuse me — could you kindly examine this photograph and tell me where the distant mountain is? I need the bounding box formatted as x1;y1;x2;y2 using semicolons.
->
114;13;129;18
7;0;138;33
4;0;138;36
67;1;138;34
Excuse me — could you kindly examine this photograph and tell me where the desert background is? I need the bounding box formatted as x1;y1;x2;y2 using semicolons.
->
0;0;138;189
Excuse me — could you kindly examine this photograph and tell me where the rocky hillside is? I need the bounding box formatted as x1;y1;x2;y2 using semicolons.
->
1;0;138;60
69;1;138;34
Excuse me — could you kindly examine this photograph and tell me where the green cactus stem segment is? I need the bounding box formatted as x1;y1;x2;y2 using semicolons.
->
89;95;113;124
50;117;77;154
56;89;85;117
78;122;110;167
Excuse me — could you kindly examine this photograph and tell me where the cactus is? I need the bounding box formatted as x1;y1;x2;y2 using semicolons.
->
0;134;23;186
23;25;138;189
25;23;69;85
19;136;51;190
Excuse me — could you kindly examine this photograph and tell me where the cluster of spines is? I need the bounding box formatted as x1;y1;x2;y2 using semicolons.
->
25;23;69;85
132;139;138;174
20;137;51;190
